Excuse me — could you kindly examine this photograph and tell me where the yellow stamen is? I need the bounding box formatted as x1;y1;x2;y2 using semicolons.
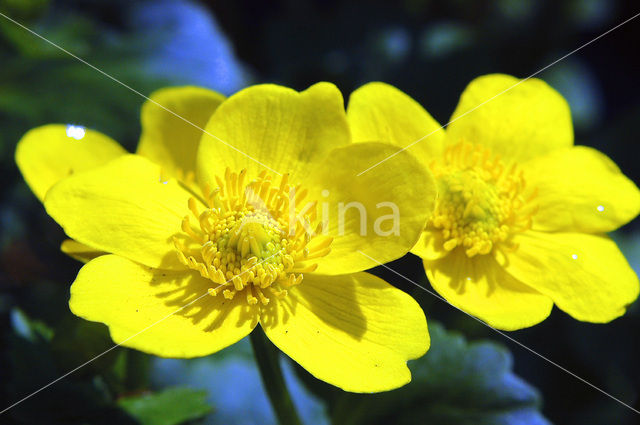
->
429;142;535;257
175;168;331;305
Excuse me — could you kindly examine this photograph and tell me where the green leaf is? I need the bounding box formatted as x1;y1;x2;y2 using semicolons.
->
118;387;213;425
295;323;551;425
6;313;134;424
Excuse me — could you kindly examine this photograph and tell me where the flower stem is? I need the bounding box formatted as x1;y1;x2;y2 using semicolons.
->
250;327;303;425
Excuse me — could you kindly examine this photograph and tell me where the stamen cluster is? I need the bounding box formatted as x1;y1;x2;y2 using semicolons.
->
429;142;535;257
174;169;332;305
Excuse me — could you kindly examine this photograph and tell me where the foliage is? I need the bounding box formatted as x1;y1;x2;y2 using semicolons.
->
295;323;550;425
118;387;212;425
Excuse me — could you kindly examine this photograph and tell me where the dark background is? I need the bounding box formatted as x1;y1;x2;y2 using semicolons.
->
1;0;640;424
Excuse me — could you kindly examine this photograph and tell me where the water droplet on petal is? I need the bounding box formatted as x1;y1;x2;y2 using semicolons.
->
571;254;578;260
597;205;604;212
66;125;86;140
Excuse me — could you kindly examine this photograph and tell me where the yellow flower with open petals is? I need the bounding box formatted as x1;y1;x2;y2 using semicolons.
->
347;74;640;330
23;82;434;392
16;86;226;261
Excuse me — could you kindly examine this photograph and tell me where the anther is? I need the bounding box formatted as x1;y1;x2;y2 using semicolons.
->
174;168;331;305
430;142;533;258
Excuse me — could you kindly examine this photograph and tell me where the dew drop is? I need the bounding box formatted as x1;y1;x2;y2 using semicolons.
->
597;205;604;212
571;254;578;260
66;125;86;140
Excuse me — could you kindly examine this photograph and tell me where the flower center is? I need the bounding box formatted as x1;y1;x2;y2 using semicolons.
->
174;169;332;305
429;142;534;257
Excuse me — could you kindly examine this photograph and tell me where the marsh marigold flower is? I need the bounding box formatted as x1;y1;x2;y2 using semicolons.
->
16;86;226;261
16;83;435;392
347;74;640;330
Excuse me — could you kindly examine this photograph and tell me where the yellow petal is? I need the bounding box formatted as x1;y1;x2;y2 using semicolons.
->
410;229;448;260
347;82;445;166
15;124;126;201
60;239;105;263
524;146;640;233
446;74;573;162
502;231;639;322
44;154;195;270
197;82;350;185
137;86;225;185
70;255;257;357
425;251;553;330
260;272;429;392
306;142;436;275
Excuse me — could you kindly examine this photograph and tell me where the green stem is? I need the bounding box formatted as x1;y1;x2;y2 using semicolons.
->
250;327;303;425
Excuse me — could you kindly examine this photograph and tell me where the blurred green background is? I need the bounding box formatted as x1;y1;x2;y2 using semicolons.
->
1;0;639;424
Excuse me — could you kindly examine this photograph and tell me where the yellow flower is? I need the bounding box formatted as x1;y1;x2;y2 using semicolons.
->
347;74;640;331
16;86;226;261
17;82;435;392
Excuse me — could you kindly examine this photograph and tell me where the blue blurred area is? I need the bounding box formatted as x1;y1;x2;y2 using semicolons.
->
499;409;553;425
128;0;250;95
377;27;411;63
151;337;329;425
543;59;603;132
420;22;472;59
569;0;616;30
